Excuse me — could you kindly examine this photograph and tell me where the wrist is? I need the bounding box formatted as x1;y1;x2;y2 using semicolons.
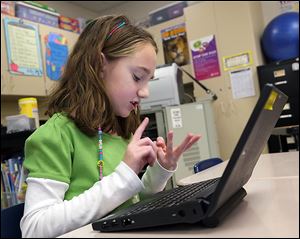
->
156;160;177;172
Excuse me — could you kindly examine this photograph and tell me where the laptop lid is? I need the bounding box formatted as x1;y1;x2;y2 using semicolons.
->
206;83;288;217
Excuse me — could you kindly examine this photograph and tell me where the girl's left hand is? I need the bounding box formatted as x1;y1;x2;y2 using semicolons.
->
156;131;201;171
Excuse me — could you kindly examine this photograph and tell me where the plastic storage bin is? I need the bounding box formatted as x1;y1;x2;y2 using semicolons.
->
6;115;36;134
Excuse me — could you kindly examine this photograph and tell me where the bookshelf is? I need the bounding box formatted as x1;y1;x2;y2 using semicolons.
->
1;127;33;209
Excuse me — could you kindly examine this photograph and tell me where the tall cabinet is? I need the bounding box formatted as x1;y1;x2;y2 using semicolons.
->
257;58;299;152
164;100;220;185
183;2;266;160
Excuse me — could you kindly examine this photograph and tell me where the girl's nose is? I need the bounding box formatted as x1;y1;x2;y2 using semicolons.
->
138;85;149;98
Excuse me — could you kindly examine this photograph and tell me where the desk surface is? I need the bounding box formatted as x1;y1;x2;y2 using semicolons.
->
179;151;299;186
59;152;299;238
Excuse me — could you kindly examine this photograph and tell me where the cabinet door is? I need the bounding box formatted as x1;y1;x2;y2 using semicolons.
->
164;101;220;184
38;24;79;95
1;14;46;96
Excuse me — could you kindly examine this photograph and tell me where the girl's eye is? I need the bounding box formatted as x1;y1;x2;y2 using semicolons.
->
133;74;141;82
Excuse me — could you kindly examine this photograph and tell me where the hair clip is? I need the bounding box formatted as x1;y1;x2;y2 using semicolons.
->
105;21;127;41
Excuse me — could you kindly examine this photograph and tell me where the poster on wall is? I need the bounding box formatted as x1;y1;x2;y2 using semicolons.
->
4;17;43;76
161;23;190;66
45;33;69;81
190;35;221;81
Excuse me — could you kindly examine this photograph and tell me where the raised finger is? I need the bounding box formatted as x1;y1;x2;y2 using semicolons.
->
156;136;165;145
174;134;193;156
132;117;149;142
166;131;174;155
183;135;201;152
156;137;166;152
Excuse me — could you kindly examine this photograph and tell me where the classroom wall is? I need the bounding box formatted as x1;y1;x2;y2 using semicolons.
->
146;1;267;160
110;1;297;160
261;1;299;25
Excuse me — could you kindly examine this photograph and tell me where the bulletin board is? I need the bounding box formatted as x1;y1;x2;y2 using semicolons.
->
45;32;69;81
1;15;46;96
3;17;43;76
38;23;79;94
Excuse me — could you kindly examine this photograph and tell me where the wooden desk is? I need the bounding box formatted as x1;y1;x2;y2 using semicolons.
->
59;152;299;238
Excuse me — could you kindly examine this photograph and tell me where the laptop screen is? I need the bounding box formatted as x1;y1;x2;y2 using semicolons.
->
206;83;288;217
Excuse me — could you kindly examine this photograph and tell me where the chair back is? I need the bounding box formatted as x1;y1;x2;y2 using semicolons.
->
194;157;223;173
1;203;24;238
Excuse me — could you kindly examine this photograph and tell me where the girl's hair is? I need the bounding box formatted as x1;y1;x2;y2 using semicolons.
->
46;15;158;139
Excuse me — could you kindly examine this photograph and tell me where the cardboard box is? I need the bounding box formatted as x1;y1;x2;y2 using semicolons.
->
15;1;59;27
59;16;80;33
1;1;15;16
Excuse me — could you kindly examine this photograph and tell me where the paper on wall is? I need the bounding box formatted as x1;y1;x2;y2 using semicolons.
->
229;68;255;99
170;108;183;128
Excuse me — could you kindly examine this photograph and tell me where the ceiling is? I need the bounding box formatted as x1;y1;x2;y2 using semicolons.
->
68;1;127;14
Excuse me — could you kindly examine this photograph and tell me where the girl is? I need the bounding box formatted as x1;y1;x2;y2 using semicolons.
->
20;15;200;238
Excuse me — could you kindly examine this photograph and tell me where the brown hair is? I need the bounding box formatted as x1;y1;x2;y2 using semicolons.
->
46;15;157;139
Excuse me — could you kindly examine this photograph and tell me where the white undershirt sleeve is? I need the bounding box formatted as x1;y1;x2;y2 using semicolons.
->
20;161;144;238
140;160;177;198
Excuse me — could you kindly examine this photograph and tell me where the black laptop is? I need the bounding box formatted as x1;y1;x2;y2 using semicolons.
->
92;83;288;232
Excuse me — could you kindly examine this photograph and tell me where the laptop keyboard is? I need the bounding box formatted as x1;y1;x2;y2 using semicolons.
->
126;178;219;215
94;178;221;231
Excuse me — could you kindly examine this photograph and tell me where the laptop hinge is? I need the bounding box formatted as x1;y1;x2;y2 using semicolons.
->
201;187;247;228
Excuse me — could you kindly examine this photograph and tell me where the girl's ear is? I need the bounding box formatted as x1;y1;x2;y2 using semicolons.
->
100;52;108;78
100;52;108;69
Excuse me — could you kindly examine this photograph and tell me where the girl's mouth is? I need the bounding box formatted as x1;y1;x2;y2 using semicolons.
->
130;101;139;108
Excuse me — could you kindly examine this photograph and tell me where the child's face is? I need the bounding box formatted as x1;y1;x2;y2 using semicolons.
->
103;43;157;117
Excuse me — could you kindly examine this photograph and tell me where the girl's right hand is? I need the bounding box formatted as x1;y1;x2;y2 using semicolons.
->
123;117;157;175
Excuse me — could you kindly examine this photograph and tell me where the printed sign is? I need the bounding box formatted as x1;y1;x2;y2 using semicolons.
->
190;35;221;80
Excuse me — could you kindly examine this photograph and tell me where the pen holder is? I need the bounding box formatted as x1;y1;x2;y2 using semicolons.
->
1;192;18;209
